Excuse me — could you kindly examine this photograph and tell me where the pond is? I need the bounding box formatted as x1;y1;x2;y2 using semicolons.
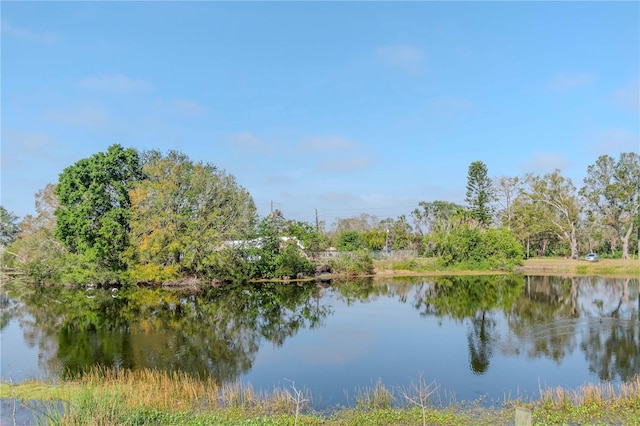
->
1;275;639;409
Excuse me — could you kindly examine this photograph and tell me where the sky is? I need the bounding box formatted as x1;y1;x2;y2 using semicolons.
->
2;2;639;228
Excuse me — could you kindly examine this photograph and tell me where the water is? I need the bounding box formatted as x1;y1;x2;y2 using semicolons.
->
1;275;638;409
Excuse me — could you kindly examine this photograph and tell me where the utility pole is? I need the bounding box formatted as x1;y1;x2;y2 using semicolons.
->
315;209;319;232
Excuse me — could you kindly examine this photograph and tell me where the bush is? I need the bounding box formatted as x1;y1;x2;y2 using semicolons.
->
273;243;315;279
336;230;366;252
59;253;122;285
329;250;374;275
124;263;181;285
435;227;523;271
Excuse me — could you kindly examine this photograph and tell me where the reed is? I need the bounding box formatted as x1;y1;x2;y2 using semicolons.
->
538;375;640;409
353;379;395;410
73;366;218;412
3;368;639;425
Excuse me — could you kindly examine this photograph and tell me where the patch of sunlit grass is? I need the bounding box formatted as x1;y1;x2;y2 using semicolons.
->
3;368;640;425
538;376;640;409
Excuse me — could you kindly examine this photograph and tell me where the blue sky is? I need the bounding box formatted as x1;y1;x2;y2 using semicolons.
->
2;2;639;227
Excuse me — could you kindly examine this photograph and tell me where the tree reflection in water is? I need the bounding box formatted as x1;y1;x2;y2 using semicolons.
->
3;275;639;389
4;282;331;382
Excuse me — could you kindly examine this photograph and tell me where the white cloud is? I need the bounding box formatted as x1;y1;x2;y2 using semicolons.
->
318;191;362;205
173;99;205;116
301;135;357;152
548;73;594;91
520;152;571;174
1;129;57;170
265;174;294;185
1;20;61;44
228;132;270;153
317;157;373;172
376;44;426;74
611;79;639;112
592;128;639;153
44;105;110;128
78;74;152;94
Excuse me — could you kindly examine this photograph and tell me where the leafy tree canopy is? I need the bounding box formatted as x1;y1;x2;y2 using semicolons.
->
580;152;640;259
54;144;143;270
126;149;257;280
0;206;19;247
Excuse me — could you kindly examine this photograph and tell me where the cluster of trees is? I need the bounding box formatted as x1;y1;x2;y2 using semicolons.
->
327;154;639;263
0;145;638;285
1;145;325;285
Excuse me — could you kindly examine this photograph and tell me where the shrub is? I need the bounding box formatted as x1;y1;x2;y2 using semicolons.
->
435;227;523;271
329;250;374;275
273;243;315;279
336;230;367;252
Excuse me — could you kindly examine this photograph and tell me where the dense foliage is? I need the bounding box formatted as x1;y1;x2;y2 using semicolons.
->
580;152;640;259
4;148;639;285
0;206;20;247
465;160;495;228
54;144;144;271
433;226;524;270
125;150;257;282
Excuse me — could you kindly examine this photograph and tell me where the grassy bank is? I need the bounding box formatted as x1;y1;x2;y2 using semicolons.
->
373;257;640;279
519;258;640;278
1;368;639;425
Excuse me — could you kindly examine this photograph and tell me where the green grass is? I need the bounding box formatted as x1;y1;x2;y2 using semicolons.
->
2;368;639;425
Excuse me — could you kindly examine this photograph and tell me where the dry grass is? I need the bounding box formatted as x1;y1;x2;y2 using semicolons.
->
374;255;640;278
67;367;314;418
522;257;640;277
79;367;219;412
538;375;640;409
2;368;640;425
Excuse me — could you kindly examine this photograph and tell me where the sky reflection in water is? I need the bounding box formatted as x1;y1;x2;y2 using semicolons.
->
1;275;638;408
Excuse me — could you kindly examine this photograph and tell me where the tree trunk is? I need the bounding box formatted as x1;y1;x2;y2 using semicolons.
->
620;223;633;260
610;232;618;255
570;227;579;259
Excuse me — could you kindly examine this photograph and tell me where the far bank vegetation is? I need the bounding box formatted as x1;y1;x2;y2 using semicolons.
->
1;146;638;286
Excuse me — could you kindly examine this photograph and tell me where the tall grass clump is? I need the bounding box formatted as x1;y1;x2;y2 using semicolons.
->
533;376;640;425
74;367;219;412
538;376;640;409
352;380;395;410
329;250;375;276
3;368;640;425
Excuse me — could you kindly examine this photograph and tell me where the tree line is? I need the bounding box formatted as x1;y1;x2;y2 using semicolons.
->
0;145;638;285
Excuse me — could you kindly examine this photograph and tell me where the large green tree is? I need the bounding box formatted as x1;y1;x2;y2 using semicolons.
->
510;192;560;257
580;152;640;259
126;150;257;280
465;161;495;228
336;229;366;251
411;200;464;236
521;170;581;259
54;144;143;271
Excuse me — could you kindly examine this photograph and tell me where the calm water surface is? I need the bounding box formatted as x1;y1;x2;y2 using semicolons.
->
1;275;638;409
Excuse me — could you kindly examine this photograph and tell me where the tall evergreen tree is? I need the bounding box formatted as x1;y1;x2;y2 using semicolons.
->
465;161;495;228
